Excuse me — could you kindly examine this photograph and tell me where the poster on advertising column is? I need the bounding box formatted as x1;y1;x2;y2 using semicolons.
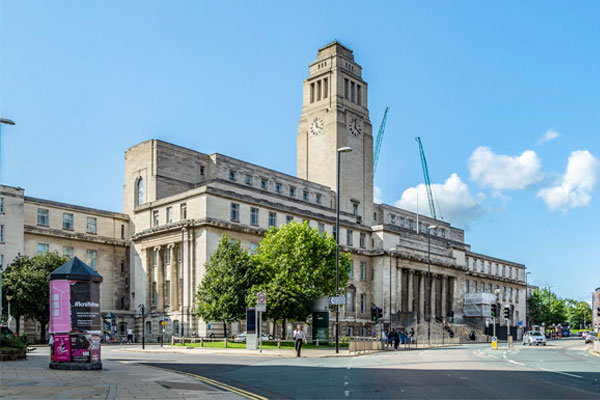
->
70;281;101;333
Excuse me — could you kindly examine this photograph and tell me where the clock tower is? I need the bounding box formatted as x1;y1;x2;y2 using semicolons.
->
297;41;374;224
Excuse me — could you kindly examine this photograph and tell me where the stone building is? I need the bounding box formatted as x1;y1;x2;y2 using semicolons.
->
0;184;132;339
123;41;527;340
1;41;527;341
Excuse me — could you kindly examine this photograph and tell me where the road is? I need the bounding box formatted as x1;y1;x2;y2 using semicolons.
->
105;338;600;399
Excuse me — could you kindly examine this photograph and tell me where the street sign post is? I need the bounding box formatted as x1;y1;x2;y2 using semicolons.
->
329;296;345;306
256;292;267;353
492;336;497;349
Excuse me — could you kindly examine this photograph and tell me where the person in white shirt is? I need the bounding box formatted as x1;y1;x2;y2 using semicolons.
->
127;328;133;344
293;324;307;357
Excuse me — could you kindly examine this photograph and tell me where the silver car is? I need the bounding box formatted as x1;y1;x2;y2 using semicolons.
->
523;330;547;346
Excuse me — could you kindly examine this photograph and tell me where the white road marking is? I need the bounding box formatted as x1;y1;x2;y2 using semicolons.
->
508;359;525;366
417;350;429;356
539;367;582;379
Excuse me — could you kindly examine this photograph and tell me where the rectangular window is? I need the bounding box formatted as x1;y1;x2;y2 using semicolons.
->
229;170;236;181
165;247;171;264
316;80;321;101
180;203;187;220
200;165;205;176
245;175;252;185
347;327;354;337
250;207;259;226
408;220;413;230
465;280;470;293
153;210;159;226
352;203;358;215
390;214;396;224
38;243;49;255
0;197;3;213
275;183;281;193
509;287;513;301
230;203;240;222
152;249;158;266
121;224;125;239
87;249;97;269
346;291;354;312
494;263;498;275
87;217;97;234
348;260;354;278
37;208;49;226
399;217;404;227
488;262;492;274
315;193;322;204
488;284;492;293
261;179;267;189
249;242;259;254
323;77;328;98
0;225;3;242
166;207;173;223
303;190;309;200
359;232;366;248
318;223;325;235
357;84;362;105
360;262;367;281
310;82;315;103
515;289;520;303
121;260;125;273
360;327;367;337
289;186;296;197
152;282;157;306
346;229;353;246
286;215;293;223
63;246;73;258
502;266;506;277
480;282;485;292
351;81;355;102
165;281;170;305
502;286;507;301
344;78;349;99
360;293;366;314
268;211;276;228
62;213;74;230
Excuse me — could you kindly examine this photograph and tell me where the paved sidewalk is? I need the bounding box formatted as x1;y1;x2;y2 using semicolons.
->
0;347;244;399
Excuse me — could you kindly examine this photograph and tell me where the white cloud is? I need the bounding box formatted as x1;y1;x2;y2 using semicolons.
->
373;186;383;204
394;173;482;227
537;150;599;211
468;146;543;190
538;129;560;144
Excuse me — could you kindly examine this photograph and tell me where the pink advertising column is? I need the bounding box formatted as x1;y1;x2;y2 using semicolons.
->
48;257;103;370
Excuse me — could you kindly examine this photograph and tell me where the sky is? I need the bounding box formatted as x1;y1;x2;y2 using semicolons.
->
1;1;598;302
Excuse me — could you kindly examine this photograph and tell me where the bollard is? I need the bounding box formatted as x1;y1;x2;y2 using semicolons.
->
277;338;281;349
316;339;319;347
224;338;228;348
200;338;204;347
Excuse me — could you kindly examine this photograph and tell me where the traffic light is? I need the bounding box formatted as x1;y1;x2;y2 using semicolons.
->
597;307;600;317
377;307;383;320
503;306;510;319
491;303;497;317
371;305;378;321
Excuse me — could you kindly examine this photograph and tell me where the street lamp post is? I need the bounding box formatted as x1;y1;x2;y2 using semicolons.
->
389;248;395;329
427;225;437;346
547;285;553;337
0;118;15;321
335;147;352;354
181;227;186;338
525;272;531;329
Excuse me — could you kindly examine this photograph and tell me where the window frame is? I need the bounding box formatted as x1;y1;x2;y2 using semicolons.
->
86;216;97;234
37;208;49;226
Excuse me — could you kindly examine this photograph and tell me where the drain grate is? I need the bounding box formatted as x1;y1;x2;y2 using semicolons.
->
156;380;217;391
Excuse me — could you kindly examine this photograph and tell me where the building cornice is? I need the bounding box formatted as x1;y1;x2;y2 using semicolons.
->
24;225;129;247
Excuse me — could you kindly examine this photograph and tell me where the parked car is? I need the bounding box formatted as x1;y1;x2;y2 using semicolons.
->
523;330;547;346
232;332;272;343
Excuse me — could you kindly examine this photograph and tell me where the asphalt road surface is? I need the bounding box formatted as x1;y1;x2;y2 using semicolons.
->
106;338;600;399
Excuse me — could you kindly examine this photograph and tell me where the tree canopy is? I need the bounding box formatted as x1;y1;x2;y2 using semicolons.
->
194;235;258;337
247;222;351;328
2;252;69;340
528;287;592;329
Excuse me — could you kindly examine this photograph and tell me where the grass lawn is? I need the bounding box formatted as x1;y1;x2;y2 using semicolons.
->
173;340;349;349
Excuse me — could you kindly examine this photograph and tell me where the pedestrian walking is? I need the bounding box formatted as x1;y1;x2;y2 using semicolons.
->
127;328;133;344
393;330;400;350
293;324;307;357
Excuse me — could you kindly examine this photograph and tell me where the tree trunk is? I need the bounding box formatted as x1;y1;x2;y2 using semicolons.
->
16;316;21;336
282;318;287;339
223;321;227;338
40;321;47;342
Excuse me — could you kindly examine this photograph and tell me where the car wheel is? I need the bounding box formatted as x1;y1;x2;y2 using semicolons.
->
543;343;546;346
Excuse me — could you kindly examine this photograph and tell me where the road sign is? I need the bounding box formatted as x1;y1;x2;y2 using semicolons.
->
161;320;166;326
329;296;345;305
257;292;267;312
491;336;497;350
518;320;523;326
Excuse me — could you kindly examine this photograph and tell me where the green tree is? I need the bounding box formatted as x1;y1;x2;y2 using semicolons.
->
566;300;592;329
2;252;69;341
528;287;567;327
194;235;258;338
249;222;350;338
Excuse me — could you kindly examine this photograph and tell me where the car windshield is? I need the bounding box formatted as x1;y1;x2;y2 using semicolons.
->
531;332;543;336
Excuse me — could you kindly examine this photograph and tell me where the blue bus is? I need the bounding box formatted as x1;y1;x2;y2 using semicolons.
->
561;322;571;337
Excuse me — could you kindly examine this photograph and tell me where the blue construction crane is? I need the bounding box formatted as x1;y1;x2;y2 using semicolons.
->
373;106;389;174
415;136;438;220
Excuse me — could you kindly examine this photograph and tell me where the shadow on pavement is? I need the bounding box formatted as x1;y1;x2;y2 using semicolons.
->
142;362;600;400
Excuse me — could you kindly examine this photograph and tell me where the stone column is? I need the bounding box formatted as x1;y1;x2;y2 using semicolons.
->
146;248;152;310
419;272;425;322
441;275;447;318
430;273;436;321
170;244;179;311
407;270;414;313
156;246;164;311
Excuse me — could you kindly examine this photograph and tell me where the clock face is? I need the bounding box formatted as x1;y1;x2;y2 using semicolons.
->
310;117;324;136
348;118;362;137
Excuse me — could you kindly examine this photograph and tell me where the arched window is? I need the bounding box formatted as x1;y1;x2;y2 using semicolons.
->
136;178;144;206
145;320;152;335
